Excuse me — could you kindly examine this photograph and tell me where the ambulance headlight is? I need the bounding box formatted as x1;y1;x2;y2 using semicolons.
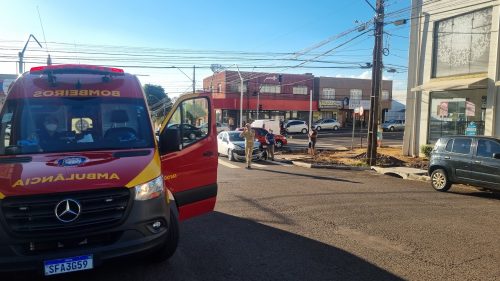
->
135;176;164;201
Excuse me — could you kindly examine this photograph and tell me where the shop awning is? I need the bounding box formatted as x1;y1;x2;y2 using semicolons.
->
411;77;488;92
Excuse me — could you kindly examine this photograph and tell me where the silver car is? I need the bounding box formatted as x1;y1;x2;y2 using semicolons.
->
382;120;405;132
217;131;263;161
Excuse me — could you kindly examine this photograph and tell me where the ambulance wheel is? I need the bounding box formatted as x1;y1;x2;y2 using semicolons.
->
228;149;235;161
149;210;179;262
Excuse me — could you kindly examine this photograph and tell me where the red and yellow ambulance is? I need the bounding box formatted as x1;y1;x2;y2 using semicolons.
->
0;64;218;275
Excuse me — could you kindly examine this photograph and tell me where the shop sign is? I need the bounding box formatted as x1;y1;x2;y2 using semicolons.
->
465;101;475;117
319;100;342;109
439;102;448;117
465;122;477;136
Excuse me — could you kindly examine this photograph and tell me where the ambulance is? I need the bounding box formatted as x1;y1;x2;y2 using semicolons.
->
0;64;218;275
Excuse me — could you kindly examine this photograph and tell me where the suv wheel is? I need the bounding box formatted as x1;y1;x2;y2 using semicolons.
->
301;128;308;134
149;210;179;262
389;126;395;132
431;169;451;192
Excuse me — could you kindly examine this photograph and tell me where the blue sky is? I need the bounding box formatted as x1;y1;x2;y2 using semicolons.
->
0;0;410;101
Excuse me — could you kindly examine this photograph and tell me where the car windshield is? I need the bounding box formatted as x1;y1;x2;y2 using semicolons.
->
0;97;154;156
228;132;245;142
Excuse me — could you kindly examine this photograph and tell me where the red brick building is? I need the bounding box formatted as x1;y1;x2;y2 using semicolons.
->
203;71;316;128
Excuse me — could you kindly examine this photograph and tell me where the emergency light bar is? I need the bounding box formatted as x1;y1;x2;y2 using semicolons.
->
30;64;124;75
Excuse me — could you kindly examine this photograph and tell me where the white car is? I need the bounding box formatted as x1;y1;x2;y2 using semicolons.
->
217;131;263;161
284;120;308;134
201;122;230;134
313;119;341;131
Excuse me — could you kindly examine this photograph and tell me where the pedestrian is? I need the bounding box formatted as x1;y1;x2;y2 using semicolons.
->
265;129;275;161
308;127;318;155
239;123;256;169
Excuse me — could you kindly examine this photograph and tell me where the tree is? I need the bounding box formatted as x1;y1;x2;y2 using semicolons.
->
143;84;172;122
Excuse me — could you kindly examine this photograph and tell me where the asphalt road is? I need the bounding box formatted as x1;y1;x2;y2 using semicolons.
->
285;128;404;148
8;158;500;281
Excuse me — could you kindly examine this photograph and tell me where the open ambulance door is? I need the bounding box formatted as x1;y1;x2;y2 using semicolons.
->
157;93;218;221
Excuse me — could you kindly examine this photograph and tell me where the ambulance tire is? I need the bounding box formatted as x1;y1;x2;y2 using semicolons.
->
149;209;179;262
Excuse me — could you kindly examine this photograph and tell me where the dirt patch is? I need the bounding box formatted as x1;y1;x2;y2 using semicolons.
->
300;147;429;169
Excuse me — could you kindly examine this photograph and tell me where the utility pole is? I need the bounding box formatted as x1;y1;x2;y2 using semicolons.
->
192;65;196;94
367;0;384;166
236;66;244;127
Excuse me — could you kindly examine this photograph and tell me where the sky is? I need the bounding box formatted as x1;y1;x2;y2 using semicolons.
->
0;0;410;103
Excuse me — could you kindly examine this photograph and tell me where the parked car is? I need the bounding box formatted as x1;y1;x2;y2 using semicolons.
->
284;120;308;134
312;119;341;131
252;127;288;149
168;123;203;140
382;120;405;132
428;136;500;192
217;131;263;161
235;127;288;149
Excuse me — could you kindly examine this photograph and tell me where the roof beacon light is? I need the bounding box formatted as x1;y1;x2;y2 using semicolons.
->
30;64;124;75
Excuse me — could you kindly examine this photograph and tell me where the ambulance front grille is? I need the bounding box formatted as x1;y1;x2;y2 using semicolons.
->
1;188;131;237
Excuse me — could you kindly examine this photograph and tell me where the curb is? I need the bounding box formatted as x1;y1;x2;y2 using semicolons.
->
370;166;430;182
291;161;370;171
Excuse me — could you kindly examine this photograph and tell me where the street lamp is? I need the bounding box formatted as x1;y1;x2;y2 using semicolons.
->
18;34;43;74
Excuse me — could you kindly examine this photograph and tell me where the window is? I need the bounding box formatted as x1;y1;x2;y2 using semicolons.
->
445;139;453;152
167;97;209;148
217;83;222;93
293;86;308;95
0;98;154;155
321;88;336;100
451;138;471;154
382;90;390;100
428;89;486;142
261;84;281;94
231;82;247;93
432;8;492;77
350;89;362;100
476;139;500;158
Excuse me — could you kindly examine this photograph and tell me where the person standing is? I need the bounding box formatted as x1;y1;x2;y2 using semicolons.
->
239;123;256;169
265;129;275;161
309;127;318;155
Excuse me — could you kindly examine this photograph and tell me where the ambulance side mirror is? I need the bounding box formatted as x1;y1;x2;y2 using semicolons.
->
159;128;182;155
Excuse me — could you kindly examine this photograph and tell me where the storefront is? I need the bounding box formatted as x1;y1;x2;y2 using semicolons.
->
318;100;342;123
428;89;487;141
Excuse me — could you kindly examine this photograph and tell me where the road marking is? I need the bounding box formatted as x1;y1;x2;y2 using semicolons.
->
218;159;240;169
251;163;266;168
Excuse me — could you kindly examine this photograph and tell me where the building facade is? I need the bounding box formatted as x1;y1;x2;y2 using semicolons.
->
203;71;316;128
404;0;500;156
314;77;393;127
0;74;18;111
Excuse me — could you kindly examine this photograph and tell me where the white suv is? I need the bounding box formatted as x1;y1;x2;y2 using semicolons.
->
285;120;308;134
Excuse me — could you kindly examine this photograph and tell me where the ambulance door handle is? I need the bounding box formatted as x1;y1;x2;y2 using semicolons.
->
203;151;214;157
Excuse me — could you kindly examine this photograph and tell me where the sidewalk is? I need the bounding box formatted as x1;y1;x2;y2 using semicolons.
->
275;153;430;182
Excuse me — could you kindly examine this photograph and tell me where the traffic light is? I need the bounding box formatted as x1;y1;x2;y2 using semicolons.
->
259;104;263;111
278;74;282;83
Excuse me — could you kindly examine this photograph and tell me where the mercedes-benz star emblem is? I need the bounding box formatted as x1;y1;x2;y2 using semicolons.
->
55;199;81;223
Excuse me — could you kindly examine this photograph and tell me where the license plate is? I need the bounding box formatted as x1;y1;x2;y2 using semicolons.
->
44;255;93;276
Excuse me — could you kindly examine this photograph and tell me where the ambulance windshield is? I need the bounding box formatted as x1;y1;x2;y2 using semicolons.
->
0;97;154;156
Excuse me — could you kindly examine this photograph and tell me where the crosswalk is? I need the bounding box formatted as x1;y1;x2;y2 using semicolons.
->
218;158;292;169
